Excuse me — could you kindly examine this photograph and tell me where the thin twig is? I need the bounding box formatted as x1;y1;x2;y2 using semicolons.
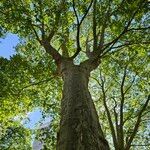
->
20;76;55;92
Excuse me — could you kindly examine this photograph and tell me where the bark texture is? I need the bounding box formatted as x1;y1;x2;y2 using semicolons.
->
57;59;109;150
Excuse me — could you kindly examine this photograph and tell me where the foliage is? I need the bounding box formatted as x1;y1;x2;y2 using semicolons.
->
0;0;149;149
0;54;61;149
90;47;150;149
0;121;32;150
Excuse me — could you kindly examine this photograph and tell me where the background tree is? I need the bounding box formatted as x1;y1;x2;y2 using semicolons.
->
0;0;149;149
90;49;150;150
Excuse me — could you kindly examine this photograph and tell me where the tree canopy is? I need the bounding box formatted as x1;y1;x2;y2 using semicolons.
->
0;0;149;149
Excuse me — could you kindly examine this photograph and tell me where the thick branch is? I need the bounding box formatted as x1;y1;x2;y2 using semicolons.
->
41;40;62;65
31;25;62;64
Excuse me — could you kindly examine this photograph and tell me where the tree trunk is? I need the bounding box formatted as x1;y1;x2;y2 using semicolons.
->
57;60;110;150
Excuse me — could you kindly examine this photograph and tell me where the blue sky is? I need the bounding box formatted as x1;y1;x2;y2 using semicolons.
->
0;33;43;128
0;33;18;58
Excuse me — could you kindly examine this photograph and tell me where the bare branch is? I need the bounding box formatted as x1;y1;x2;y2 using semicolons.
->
112;97;119;142
38;0;45;40
71;0;82;59
31;21;62;64
61;31;69;57
85;36;91;58
47;29;55;42
11;76;56;98
112;97;118;126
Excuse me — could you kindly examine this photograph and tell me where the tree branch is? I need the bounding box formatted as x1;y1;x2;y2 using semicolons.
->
127;26;150;32
109;0;126;17
30;20;62;65
123;111;135;125
31;26;41;43
112;97;120;146
98;1;111;53
119;65;128;148
20;77;54;92
12;76;55;98
131;144;150;147
47;11;61;42
125;95;150;150
99;71;118;149
124;75;136;94
93;0;97;51
71;0;93;59
47;0;65;42
41;40;62;65
110;41;150;50
38;0;45;40
101;0;146;57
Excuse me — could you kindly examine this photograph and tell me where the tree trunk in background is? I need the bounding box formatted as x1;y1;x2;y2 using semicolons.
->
57;60;110;150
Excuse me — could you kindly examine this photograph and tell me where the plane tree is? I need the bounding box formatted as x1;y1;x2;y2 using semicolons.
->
0;0;149;149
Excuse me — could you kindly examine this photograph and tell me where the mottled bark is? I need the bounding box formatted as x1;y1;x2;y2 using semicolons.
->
57;59;109;150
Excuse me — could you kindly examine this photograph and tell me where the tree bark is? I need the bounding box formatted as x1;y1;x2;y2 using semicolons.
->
57;59;110;150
